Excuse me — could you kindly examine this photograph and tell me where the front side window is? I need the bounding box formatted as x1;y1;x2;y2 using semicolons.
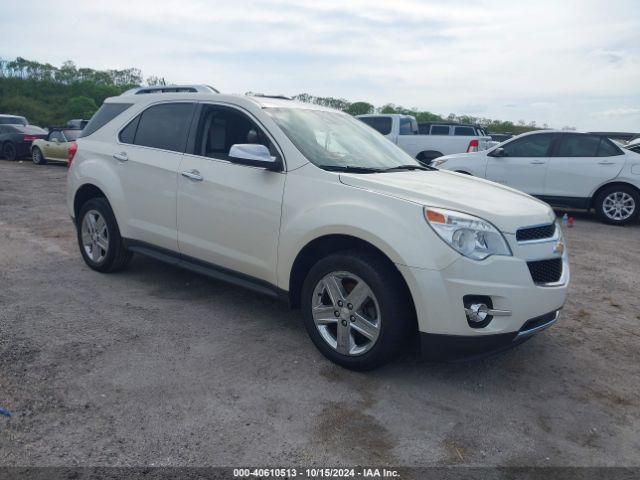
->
430;125;450;135
358;116;392;135
192;105;279;161
500;134;555;157
125;103;194;152
267;108;419;170
454;126;476;136
555;134;600;157
49;131;64;142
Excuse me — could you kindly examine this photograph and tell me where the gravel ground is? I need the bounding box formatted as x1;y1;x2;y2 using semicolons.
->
0;160;639;467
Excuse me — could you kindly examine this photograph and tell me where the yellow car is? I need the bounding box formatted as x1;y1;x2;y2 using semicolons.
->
31;128;81;165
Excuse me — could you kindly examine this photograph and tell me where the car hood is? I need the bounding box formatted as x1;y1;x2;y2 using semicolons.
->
438;151;488;162
339;170;555;234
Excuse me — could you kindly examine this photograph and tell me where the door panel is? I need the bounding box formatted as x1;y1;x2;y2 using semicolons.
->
177;156;284;283
545;134;626;198
485;133;556;194
177;104;285;284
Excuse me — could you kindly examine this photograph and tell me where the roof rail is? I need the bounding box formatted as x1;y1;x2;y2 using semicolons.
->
121;84;220;95
249;93;292;100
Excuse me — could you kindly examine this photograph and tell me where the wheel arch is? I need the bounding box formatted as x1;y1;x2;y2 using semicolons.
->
416;150;443;163
74;184;109;222
287;234;416;317
589;181;640;209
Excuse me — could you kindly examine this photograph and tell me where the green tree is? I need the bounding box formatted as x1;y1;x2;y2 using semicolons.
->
63;96;98;120
345;101;374;116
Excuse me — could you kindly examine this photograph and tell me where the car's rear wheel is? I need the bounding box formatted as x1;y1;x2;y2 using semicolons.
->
32;147;47;165
595;185;639;225
301;251;413;370
77;197;132;272
2;142;17;161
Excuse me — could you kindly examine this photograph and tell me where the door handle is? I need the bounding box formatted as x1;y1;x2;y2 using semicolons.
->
181;169;203;181
113;152;128;162
597;161;615;165
530;160;546;164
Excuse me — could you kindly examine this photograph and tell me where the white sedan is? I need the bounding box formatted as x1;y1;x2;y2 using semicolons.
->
432;131;640;225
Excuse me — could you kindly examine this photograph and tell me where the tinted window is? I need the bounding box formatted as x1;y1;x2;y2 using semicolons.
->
119;115;140;144
63;130;80;141
556;134;599;157
399;117;414;135
81;103;133;137
430;125;450;135
454;126;476;136
193;105;279;161
0;116;27;125
133;103;194;152
597;138;622;157
358;117;392;135
418;124;430;134
501;134;554;157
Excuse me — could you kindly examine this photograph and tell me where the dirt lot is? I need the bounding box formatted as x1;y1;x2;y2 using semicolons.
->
0;160;639;467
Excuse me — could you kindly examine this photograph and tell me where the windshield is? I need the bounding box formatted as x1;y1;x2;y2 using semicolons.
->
0;116;27;125
266;108;419;170
63;129;81;141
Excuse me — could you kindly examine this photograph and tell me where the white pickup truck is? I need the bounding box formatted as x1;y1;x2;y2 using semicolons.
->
357;114;492;165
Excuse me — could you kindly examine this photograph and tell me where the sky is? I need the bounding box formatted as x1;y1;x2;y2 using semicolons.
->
2;0;639;131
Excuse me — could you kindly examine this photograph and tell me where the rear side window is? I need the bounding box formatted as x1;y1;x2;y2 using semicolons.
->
80;103;133;138
430;125;450;135
454;126;476;136
555;134;600;157
124;103;194;152
597;138;622;157
359;117;392;135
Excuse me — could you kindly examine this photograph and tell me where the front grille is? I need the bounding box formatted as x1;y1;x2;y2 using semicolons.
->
527;258;563;284
516;223;556;242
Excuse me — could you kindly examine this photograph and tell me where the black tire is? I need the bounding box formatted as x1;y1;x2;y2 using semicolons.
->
455;170;472;175
416;151;443;166
301;250;414;370
2;142;17;161
594;185;639;226
32;147;47;165
76;197;132;272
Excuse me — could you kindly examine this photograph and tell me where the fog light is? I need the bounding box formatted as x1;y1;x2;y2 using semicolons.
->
467;303;490;323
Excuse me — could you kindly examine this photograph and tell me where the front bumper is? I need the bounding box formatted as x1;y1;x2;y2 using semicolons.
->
419;309;560;361
398;238;569;358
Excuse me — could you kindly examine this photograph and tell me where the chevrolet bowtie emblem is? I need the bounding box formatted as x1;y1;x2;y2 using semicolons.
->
553;241;565;255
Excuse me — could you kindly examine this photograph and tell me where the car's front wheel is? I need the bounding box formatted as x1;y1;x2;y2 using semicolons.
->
32;147;47;165
77;197;132;272
595;185;639;225
301;251;414;370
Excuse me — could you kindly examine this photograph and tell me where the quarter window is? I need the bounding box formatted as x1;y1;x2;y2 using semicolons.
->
500;134;555;157
596;138;622;157
125;103;194;153
358;117;392;135
80;103;133;138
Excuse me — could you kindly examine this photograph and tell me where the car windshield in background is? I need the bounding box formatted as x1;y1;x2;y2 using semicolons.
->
266;108;419;171
0;117;27;125
63;130;81;141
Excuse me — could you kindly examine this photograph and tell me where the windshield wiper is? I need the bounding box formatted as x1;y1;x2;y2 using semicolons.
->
382;164;434;172
320;165;384;173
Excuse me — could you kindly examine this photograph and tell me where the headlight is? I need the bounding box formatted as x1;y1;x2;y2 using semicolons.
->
431;158;447;167
424;207;512;260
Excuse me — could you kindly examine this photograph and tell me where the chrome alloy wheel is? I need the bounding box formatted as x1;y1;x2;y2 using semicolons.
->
603;191;635;221
32;149;42;164
311;271;381;356
81;209;109;263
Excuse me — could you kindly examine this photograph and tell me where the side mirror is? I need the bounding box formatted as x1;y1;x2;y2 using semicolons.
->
228;144;279;170
491;147;506;157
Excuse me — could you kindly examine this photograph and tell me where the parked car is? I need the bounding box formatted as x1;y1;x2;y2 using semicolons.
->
67;88;568;370
432;131;640;225
0;122;47;161
357;114;492;165
31;128;81;165
0;114;29;126
625;137;640;154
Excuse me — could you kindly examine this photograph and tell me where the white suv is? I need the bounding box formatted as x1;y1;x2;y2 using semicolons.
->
432;131;640;225
67;88;569;370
